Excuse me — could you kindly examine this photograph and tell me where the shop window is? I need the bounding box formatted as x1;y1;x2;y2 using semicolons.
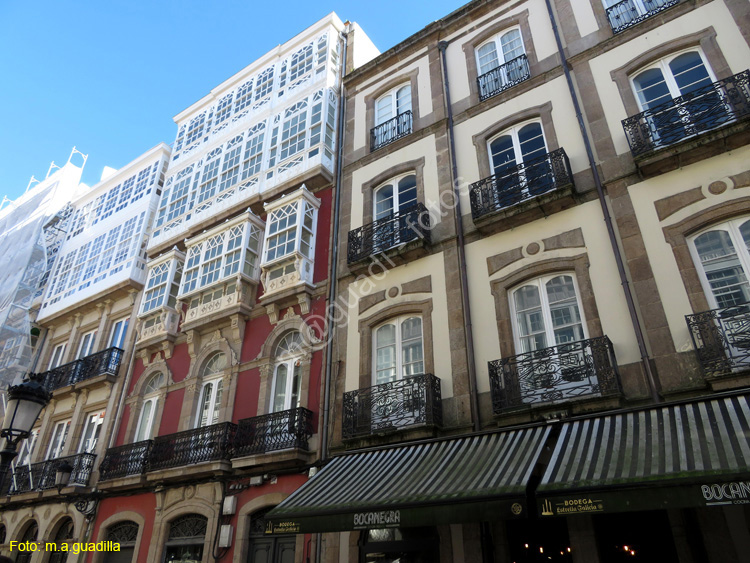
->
106;521;139;563
359;527;438;563
164;514;207;563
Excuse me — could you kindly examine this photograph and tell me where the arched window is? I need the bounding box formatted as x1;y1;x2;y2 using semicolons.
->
373;316;424;385
49;518;74;563
510;274;586;354
16;521;38;563
477;28;524;76
372;84;413;150
135;372;164;441
374;174;417;220
488;121;547;177
690;217;750;309
270;332;304;413
196;353;226;428
106;520;139;563
164;514;207;563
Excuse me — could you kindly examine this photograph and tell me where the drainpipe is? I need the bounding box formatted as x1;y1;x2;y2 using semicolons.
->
438;41;482;432
315;22;350;563
543;0;660;403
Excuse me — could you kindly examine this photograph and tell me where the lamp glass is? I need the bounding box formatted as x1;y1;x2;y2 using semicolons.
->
2;396;44;438
55;462;73;488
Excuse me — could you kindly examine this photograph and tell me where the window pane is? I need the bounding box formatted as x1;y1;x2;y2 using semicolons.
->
490;135;516;175
546;276;584;345
376;96;392;125
375;184;394;220
633;68;671;110
136;400;154;442
375;324;396;384
518;123;546;162
396;86;411;115
397;175;417;211
669;52;712;96
500;29;523;62
514;285;547;352
273;364;288;412
477;42;499;75
401;317;424;377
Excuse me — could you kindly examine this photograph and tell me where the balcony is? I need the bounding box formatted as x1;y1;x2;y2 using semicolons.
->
342;374;443;439
38;347;124;392
469;148;574;223
233;408;314;458
148;422;236;472
477;54;531;102
181;277;257;332
98;440;153;481
622;71;750;171
606;0;679;34
370;111;412;152
8;453;96;495
347;203;431;266
686;305;750;381
489;336;621;414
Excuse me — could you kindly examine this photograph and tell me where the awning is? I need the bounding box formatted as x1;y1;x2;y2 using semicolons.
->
537;393;750;516
266;425;551;533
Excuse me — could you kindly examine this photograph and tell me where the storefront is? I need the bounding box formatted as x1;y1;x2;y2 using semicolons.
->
266;392;750;562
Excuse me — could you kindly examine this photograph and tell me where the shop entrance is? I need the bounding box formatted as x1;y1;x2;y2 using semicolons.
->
594;510;679;562
248;507;296;563
359;527;439;563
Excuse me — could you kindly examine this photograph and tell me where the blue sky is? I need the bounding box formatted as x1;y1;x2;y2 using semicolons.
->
0;0;463;200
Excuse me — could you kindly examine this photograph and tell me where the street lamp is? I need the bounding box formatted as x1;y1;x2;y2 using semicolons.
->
0;375;51;493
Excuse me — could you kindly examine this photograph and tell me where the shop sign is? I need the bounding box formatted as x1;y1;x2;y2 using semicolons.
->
701;481;750;506
265;521;301;534
540;497;604;516
353;510;401;529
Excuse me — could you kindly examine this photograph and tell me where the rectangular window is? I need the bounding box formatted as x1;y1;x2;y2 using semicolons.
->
197;158;220;204
200;233;225;287
14;429;38;468
185;113;206;146
214;94;233;125
142;261;171;313
49;343;66;369
109;318;129;349
78;330;97;359
223;225;244;277
255;68;274;103
46;419;71;460
280;102;307;161
265;202;299;262
241;124;265;180
78;410;105;453
182;246;201;295
219;142;242;192
235;80;253;113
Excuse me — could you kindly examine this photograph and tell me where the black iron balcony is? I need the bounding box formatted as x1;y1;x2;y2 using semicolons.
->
489;336;621;413
348;203;431;264
148;422;236;472
342;373;442;439
606;0;679;34
98;440;153;481
233;408;313;457
9;453;96;495
370;111;412;151
477;54;531;101
623;70;750;157
686;304;750;378
469;148;573;221
38;347;124;392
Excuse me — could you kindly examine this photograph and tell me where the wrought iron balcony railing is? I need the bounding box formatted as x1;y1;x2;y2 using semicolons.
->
606;0;679;34
370;111;412;151
233;408;313;457
686;304;750;378
477;54;531;101
98;440;153;481
469;148;573;221
342;373;442;439
148;422;236;472
9;453;96;495
38;347;124;392
489;336;621;413
348;203;431;264
623;70;750;157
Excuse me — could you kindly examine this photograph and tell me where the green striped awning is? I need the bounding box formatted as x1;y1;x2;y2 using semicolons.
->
537;393;750;516
266;426;550;533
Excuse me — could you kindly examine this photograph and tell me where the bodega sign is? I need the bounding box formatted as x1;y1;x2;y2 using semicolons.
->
701;481;750;506
353;510;401;529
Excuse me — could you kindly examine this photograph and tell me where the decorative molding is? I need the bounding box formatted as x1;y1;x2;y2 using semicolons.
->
297;294;311;315
265;303;280;324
